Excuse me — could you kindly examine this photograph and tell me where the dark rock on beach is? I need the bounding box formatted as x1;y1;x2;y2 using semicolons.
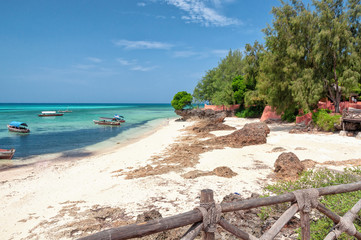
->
274;152;305;180
175;109;233;122
206;122;270;148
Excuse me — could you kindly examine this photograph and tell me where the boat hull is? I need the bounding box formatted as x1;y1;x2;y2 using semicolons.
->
38;113;64;117
0;149;15;159
93;120;121;126
7;125;30;133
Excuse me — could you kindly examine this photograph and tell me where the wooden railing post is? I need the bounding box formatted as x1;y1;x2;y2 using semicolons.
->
200;189;215;240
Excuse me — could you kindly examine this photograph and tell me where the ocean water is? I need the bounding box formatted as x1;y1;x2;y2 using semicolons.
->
0;103;176;162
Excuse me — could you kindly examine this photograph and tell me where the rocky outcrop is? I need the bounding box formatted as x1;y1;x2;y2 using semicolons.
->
206;122;270;148
274;152;305;180
175;109;234;121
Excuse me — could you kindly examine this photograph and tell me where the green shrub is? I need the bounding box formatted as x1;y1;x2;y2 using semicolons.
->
312;109;341;131
235;105;264;118
260;168;361;239
281;108;298;122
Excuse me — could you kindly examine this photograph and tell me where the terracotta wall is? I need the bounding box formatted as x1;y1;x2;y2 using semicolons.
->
260;106;282;122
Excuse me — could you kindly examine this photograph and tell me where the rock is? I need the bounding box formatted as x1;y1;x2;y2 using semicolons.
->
174;109;234;121
271;147;286;152
213;166;237;178
347;131;355;137
136;210;183;239
274;152;305;181
136;209;162;223
208;122;270;148
192;121;236;133
301;159;317;169
339;130;347;136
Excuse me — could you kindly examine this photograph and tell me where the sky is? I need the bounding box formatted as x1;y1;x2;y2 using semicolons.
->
0;0;280;103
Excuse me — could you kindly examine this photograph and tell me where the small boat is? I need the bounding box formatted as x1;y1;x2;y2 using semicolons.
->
38;111;64;117
113;114;125;123
7;121;30;133
58;108;72;113
93;117;121;126
0;148;15;159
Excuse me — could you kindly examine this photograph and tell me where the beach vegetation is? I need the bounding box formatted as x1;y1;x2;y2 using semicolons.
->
193;49;244;106
171;91;193;110
193;0;361;116
259;0;361;114
260;168;361;239
235;105;264;118
281;108;298;122
312;109;341;131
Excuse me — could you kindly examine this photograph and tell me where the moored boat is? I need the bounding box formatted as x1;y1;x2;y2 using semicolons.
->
38;111;64;117
58;109;72;113
7;121;30;133
114;114;125;122
0;148;15;159
93;117;121;126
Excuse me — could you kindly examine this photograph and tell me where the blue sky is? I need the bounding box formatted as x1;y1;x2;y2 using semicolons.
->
0;0;279;103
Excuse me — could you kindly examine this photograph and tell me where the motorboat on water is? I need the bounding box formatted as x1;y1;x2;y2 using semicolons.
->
7;121;30;133
93;117;122;126
38;111;64;117
0;148;15;159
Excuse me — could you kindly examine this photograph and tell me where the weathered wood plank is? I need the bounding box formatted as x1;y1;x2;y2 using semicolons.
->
200;189;215;240
260;204;299;240
79;210;202;240
181;222;203;240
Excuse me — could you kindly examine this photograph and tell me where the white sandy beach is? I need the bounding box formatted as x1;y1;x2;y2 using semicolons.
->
1;117;361;239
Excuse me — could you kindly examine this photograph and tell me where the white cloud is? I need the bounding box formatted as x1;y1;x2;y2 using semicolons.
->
116;58;135;66
116;58;156;72
165;0;240;27
131;65;157;72
137;2;146;7
86;57;103;63
113;39;173;50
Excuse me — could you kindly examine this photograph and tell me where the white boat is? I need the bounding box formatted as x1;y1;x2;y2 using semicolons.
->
38;111;64;117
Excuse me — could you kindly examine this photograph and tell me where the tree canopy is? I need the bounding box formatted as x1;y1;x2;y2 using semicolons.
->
171;91;193;110
191;0;361;116
193;49;244;105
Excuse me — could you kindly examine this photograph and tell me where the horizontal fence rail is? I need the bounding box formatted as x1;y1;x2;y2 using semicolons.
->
79;181;361;240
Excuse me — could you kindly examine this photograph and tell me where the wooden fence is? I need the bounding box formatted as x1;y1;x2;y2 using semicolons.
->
79;181;361;240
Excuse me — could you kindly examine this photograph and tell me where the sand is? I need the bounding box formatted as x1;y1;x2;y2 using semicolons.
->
1;117;360;239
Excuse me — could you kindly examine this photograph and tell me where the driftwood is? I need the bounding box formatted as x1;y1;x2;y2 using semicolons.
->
79;181;361;240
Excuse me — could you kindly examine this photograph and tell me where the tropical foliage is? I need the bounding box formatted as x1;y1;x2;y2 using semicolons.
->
171;91;193;110
192;0;361;116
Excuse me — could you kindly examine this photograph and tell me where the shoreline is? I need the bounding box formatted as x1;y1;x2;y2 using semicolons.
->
1;117;361;239
0;117;175;172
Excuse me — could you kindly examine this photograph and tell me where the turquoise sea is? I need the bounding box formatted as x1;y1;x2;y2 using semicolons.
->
0;103;176;165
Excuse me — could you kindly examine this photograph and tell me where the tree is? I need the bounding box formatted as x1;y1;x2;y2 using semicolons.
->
232;75;247;105
259;0;360;114
313;0;360;113
193;49;244;105
171;91;193;110
243;41;266;107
